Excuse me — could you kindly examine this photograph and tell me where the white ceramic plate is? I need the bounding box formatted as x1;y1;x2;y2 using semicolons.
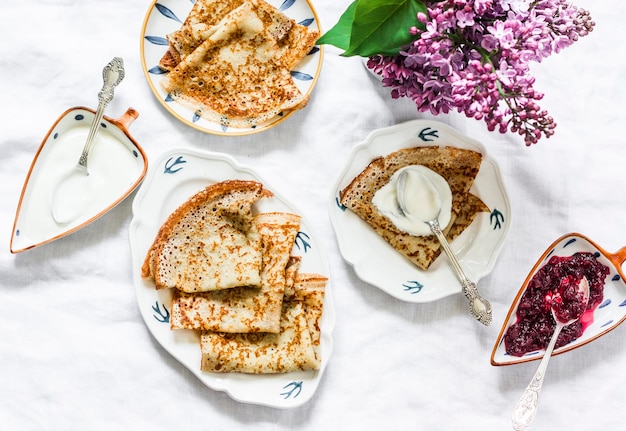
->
329;119;511;303
491;232;626;366
140;0;323;136
129;148;334;408
11;107;147;253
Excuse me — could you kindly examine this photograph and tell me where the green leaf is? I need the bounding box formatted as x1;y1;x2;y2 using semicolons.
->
316;0;358;50
348;0;427;56
317;0;427;57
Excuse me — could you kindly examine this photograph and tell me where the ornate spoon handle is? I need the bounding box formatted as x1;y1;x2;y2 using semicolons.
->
428;218;492;325
511;324;563;430
78;57;125;170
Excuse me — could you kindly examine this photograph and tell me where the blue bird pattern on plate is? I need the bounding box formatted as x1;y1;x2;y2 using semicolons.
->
163;155;187;174
295;231;312;253
417;127;439;142
152;301;170;323
403;281;424;294
281;381;303;399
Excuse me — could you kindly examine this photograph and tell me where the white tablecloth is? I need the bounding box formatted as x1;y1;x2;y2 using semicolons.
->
2;1;625;429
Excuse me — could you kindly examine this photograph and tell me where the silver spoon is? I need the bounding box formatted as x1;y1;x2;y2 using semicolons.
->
511;276;590;430
51;57;125;224
396;169;492;325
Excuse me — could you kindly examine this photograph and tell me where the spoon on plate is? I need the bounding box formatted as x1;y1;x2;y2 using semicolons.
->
51;57;125;224
511;276;590;430
396;169;492;325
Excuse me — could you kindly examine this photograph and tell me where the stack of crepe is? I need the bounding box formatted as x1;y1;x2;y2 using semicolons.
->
340;146;489;271
158;0;319;128
142;180;326;374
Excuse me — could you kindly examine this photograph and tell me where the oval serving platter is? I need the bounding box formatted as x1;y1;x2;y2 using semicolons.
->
329;119;511;303
140;0;323;136
128;148;335;408
491;232;626;366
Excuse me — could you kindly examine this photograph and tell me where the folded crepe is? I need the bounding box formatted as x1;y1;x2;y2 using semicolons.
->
170;212;302;333
141;180;272;292
200;272;327;373
339;146;488;270
141;178;328;374
159;0;246;71
160;0;319;127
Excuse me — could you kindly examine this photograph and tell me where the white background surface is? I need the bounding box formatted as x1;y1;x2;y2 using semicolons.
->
1;1;625;430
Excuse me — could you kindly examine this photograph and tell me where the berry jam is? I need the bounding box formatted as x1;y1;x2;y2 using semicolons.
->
549;275;588;324
504;252;610;357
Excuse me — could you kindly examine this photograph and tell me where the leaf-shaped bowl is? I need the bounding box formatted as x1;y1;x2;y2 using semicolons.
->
10;107;147;253
491;232;626;366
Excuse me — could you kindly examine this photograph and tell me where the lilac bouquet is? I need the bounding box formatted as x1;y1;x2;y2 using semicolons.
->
318;0;594;145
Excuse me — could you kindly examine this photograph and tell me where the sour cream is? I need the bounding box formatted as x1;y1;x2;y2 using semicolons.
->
21;122;140;236
48;126;137;224
372;165;453;236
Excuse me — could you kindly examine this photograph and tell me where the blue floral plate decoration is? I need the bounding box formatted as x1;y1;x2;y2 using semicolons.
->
139;0;322;136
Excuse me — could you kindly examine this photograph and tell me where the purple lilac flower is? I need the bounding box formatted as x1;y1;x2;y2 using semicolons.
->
501;0;531;14
366;0;594;145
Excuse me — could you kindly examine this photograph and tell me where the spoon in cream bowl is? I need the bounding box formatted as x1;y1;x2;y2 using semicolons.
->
51;57;125;224
396;168;493;325
511;275;590;430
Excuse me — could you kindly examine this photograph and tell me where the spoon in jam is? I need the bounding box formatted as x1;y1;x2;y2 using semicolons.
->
511;275;590;430
51;57;125;224
396;169;492;325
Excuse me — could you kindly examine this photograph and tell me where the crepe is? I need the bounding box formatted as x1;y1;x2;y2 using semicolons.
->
284;272;327;361
141;180;272;292
200;273;327;374
160;0;313;72
170;212;302;333
160;0;319;128
339;146;488;270
159;0;246;71
141;179;328;374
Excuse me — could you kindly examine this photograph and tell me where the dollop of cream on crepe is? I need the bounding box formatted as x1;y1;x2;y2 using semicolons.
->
372;165;453;237
339;146;489;271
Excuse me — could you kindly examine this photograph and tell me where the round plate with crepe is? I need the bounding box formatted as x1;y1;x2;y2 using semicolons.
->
329;119;511;303
129;148;334;408
140;0;322;136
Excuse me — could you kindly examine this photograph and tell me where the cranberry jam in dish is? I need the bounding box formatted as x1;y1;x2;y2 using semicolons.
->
504;252;610;357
